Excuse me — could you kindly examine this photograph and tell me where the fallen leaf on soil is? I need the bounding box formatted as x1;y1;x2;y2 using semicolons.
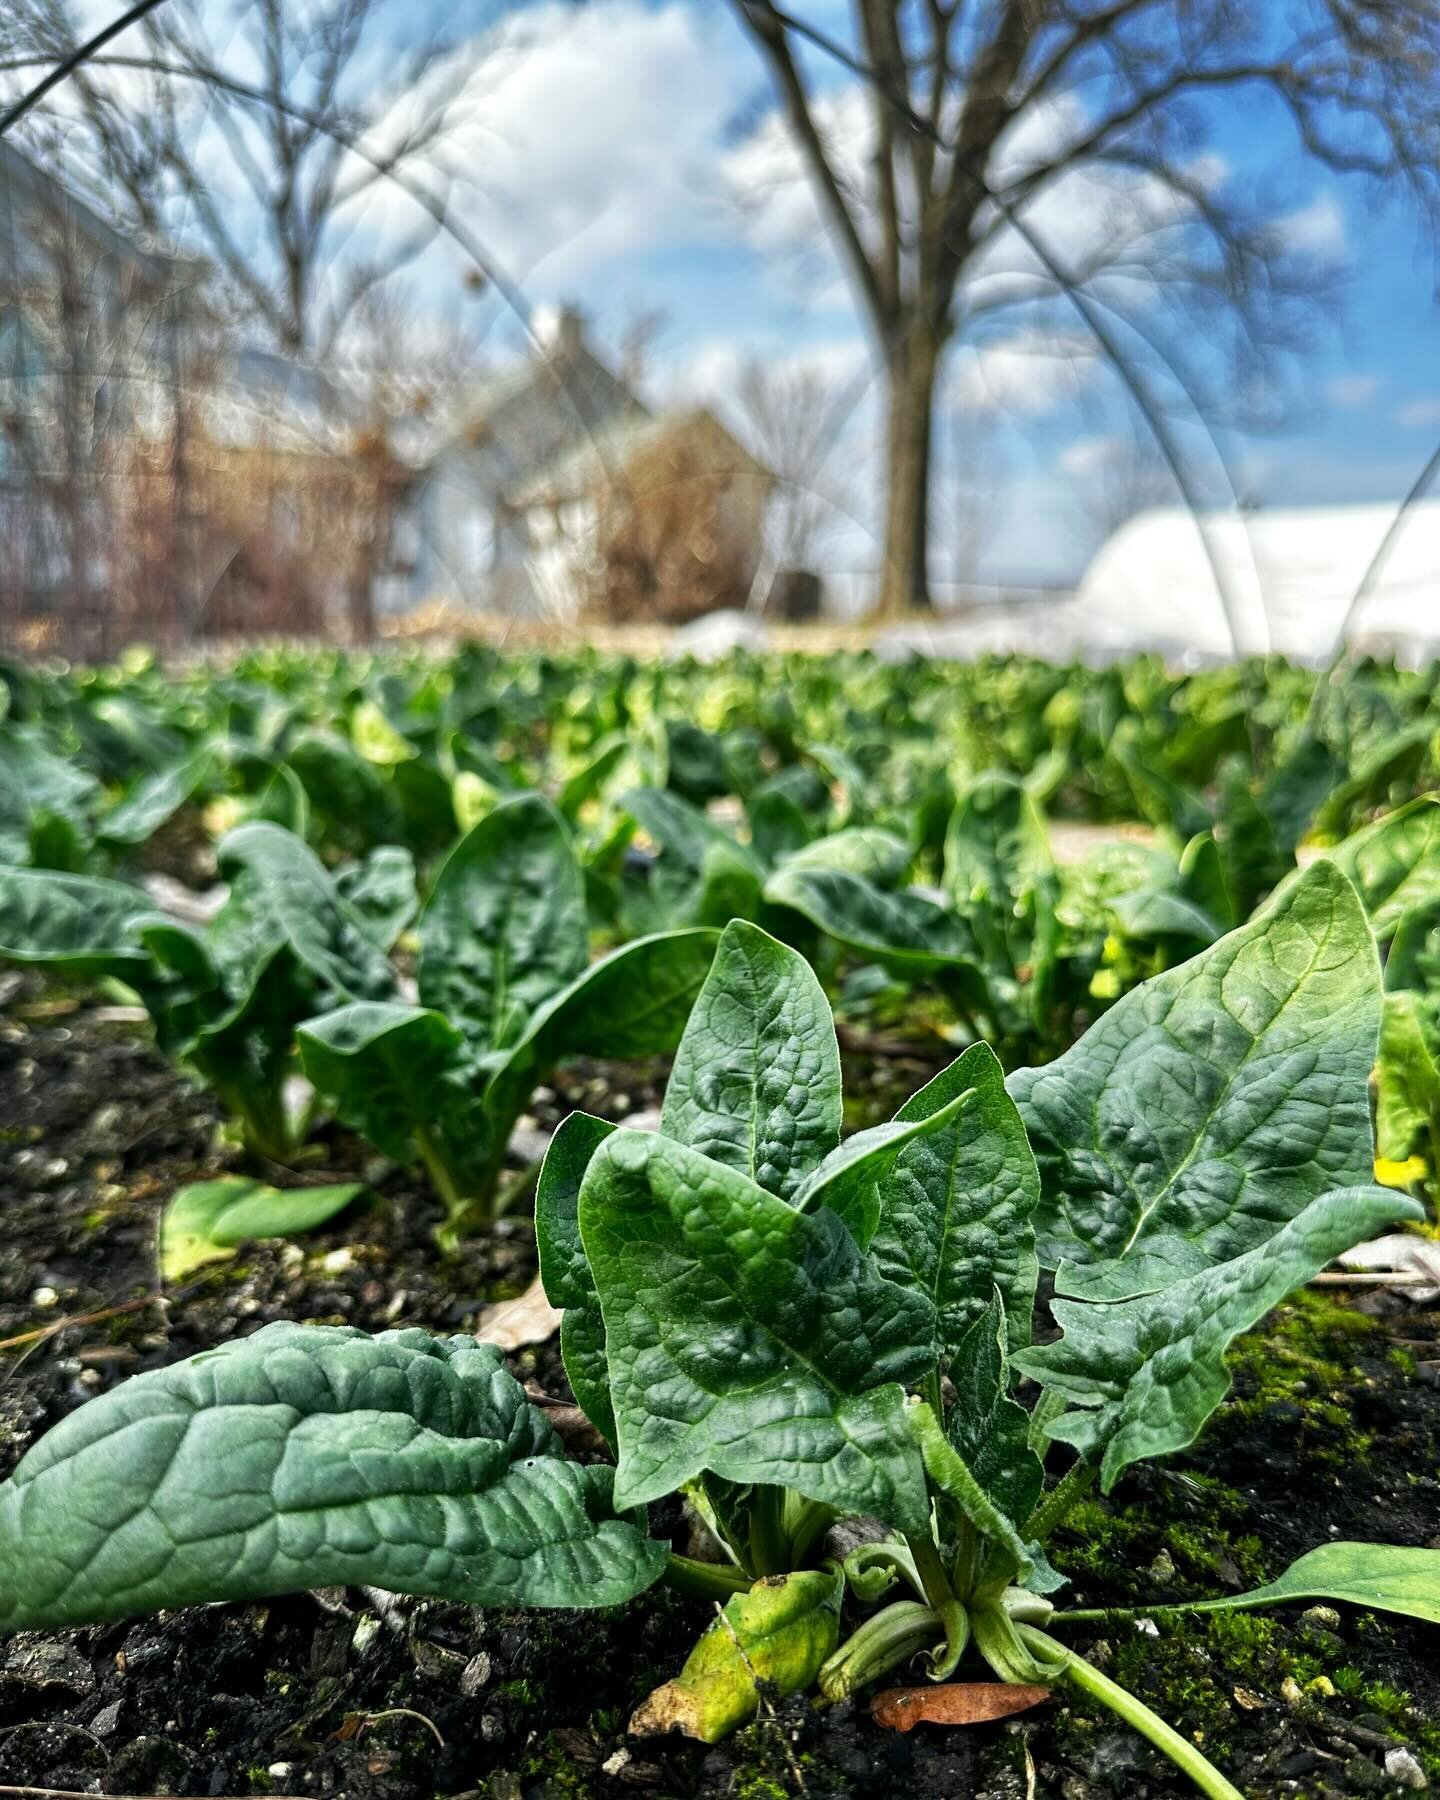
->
1338;1234;1440;1301
476;1274;564;1349
871;1683;1052;1731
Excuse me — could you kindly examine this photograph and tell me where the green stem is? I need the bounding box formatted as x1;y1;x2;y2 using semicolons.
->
663;1553;754;1601
748;1485;790;1577
1022;1458;1097;1543
818;1601;942;1701
785;1496;837;1566
416;1128;471;1224
1016;1627;1245;1800
906;1533;969;1680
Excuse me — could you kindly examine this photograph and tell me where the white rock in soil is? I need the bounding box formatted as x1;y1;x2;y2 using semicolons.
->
1385;1748;1428;1790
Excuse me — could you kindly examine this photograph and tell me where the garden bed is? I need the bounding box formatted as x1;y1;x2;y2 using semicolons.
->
1;990;1436;1800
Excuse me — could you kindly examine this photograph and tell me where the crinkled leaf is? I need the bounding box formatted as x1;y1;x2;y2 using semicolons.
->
0;1323;665;1632
580;1128;933;1530
1016;1185;1422;1491
946;1295;1044;1529
297;1002;491;1193
1008;861;1381;1276
909;1404;1058;1592
418;793;587;1050
630;1569;843;1742
214;822;396;1010
870;1043;1040;1353
535;1111;618;1443
662;920;841;1203
791;1085;974;1250
160;1177;367;1282
334;846;418;951
1325;793;1440;941
0;866;157;976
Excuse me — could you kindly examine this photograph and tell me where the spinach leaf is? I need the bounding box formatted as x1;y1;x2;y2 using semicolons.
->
579;1127;934;1530
0;1325;665;1633
1009;860;1381;1277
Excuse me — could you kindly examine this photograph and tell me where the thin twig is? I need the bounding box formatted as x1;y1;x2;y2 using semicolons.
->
0;1790;309;1800
0;0;172;134
1312;1272;1438;1289
0;1293;165;1355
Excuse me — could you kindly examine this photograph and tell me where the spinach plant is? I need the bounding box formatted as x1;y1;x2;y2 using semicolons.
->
0;865;1434;1800
0;821;404;1163
298;792;717;1239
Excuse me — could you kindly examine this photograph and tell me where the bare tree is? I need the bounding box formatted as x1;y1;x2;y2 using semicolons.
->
7;0;479;360
727;1;1440;615
731;353;860;587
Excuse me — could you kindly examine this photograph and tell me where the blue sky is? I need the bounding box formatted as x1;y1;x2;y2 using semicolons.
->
42;0;1440;587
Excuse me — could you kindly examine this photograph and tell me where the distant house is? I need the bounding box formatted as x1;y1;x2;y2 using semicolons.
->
393;310;773;623
0;137;205;647
0;138;404;651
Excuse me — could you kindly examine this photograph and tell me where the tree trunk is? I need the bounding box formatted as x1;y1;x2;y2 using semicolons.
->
875;322;941;617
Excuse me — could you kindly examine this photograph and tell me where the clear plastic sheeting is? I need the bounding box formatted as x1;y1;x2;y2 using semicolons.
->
1074;503;1440;665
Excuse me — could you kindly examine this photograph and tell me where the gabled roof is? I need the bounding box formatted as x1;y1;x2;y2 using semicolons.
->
0;137;201;290
510;406;773;508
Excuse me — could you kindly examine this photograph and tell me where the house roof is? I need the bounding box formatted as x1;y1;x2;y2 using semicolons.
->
510;406;773;509
0;137;202;291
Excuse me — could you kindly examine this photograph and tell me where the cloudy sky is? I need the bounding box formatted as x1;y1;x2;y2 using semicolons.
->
26;0;1440;587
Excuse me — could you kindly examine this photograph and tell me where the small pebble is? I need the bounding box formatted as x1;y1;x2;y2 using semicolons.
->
1301;1605;1341;1629
320;1249;355;1275
1385;1748;1428;1790
602;1749;631;1777
461;1651;493;1696
267;1763;293;1780
31;1286;59;1310
1133;1617;1159;1637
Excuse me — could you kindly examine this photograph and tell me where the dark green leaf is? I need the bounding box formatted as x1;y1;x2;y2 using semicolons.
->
0;1325;664;1631
662;920;841;1202
418;793;587;1049
870;1043;1040;1353
580;1128;933;1530
1016;1185;1422;1491
535;1111;618;1443
1009;861;1382;1276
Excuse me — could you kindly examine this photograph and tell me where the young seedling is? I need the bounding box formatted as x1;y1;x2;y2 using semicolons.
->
0;865;1434;1800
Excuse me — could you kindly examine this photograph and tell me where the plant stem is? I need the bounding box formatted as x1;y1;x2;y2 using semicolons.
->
906;1532;969;1678
818;1601;942;1701
416;1127;470;1223
1015;1627;1245;1800
1022;1458;1097;1542
663;1553;754;1601
748;1485;790;1577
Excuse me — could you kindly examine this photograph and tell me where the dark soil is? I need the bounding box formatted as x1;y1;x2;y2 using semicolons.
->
1;981;1438;1800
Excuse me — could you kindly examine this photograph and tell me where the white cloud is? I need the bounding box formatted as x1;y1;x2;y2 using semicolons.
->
337;2;744;287
948;331;1096;417
1326;373;1380;409
1270;192;1348;263
1057;434;1122;477
1396;397;1440;429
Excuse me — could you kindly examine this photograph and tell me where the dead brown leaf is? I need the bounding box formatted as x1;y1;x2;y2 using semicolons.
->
475;1273;563;1350
871;1683;1052;1732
